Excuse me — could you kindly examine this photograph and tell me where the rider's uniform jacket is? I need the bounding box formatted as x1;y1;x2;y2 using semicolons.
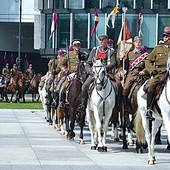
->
26;68;35;80
2;68;10;77
145;45;170;75
66;51;88;73
85;46;116;75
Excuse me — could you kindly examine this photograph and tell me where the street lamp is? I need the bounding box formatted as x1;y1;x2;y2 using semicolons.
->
14;0;22;71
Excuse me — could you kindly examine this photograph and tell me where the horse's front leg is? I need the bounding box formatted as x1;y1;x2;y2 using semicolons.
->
78;110;86;144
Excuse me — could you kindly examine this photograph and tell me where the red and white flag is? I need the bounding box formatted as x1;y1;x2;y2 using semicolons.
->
49;11;58;40
117;18;133;60
137;12;143;37
91;9;99;37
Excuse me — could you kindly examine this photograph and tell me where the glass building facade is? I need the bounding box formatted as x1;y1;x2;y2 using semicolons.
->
39;0;170;55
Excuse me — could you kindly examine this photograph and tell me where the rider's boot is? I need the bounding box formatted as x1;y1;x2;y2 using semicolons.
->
77;91;88;113
146;92;154;120
59;91;65;109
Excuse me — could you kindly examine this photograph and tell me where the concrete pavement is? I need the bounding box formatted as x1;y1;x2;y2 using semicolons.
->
0;109;169;170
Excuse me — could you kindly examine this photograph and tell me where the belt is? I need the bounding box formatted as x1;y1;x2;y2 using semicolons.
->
155;65;166;68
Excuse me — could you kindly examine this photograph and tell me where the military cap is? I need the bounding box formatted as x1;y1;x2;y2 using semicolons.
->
98;34;108;40
133;36;142;42
57;49;67;56
29;63;33;67
163;27;170;36
6;63;9;66
71;39;82;45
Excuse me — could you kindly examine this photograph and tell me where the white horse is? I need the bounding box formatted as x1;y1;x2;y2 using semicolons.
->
86;59;116;152
136;56;170;164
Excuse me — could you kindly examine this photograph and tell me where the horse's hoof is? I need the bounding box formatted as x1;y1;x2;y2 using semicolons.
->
127;140;134;146
148;159;155;165
167;145;170;150
122;144;128;149
79;139;85;144
140;148;143;153
103;146;107;152
98;147;104;152
91;146;97;150
155;139;162;145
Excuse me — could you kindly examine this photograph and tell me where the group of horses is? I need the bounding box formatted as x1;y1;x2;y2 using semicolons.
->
39;57;170;165
0;71;41;103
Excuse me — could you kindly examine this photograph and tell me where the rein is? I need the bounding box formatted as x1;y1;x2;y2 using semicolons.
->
93;65;113;116
165;76;170;105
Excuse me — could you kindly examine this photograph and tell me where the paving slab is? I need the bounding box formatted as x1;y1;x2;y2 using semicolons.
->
0;109;170;170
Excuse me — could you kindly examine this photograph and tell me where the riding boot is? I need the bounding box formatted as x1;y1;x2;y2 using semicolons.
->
59;91;65;109
146;92;154;120
77;91;88;113
123;95;130;128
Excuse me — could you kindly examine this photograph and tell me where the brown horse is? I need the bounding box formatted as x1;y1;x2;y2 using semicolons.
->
10;71;26;103
29;73;42;102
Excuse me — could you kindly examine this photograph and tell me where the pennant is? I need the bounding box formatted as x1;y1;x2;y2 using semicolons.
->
49;11;58;40
3;51;7;64
91;9;99;37
137;12;143;36
10;53;14;67
25;52;29;69
117;18;133;60
106;5;119;28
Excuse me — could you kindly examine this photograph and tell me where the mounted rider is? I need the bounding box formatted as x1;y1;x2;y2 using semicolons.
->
77;34;117;113
122;36;149;114
58;39;88;108
145;26;170;120
2;63;10;78
25;63;35;81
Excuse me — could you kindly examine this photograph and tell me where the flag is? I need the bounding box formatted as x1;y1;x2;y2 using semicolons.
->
91;9;99;37
10;52;13;67
106;5;119;28
25;52;29;69
137;12;143;36
117;18;133;60
49;11;58;40
3;51;7;64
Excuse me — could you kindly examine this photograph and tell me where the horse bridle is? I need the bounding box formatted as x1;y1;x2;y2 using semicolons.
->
93;65;108;89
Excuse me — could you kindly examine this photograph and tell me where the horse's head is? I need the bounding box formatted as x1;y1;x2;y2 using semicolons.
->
167;52;170;75
77;61;87;83
92;59;107;91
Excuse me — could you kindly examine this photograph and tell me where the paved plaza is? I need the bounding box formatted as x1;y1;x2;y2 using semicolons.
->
0;109;169;170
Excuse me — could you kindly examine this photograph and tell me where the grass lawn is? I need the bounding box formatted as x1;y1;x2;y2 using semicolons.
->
0;99;43;109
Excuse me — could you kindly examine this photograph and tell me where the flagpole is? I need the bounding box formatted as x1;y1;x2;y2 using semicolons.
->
122;7;128;88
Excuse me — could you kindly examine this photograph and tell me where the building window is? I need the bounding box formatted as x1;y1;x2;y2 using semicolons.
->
69;0;83;9
85;0;99;8
120;0;134;8
46;14;53;49
153;0;168;9
136;0;151;9
58;14;70;48
142;14;157;48
101;0;116;9
55;0;65;9
73;14;88;48
44;0;53;9
158;14;170;41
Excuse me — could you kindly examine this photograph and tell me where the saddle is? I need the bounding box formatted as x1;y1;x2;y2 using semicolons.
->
143;72;169;100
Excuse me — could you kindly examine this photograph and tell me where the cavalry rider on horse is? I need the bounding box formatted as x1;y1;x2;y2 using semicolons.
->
10;63;19;84
122;36;149;115
2;63;10;87
145;26;170;120
77;34;117;113
45;49;67;105
25;64;35;81
58;39;88;109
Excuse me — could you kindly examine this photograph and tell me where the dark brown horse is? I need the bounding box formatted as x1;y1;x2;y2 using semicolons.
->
57;60;87;143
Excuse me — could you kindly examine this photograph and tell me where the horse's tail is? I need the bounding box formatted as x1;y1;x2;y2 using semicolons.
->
134;108;146;144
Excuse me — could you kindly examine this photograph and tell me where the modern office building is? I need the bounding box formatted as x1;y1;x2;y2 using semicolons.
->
35;0;170;57
0;0;47;73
